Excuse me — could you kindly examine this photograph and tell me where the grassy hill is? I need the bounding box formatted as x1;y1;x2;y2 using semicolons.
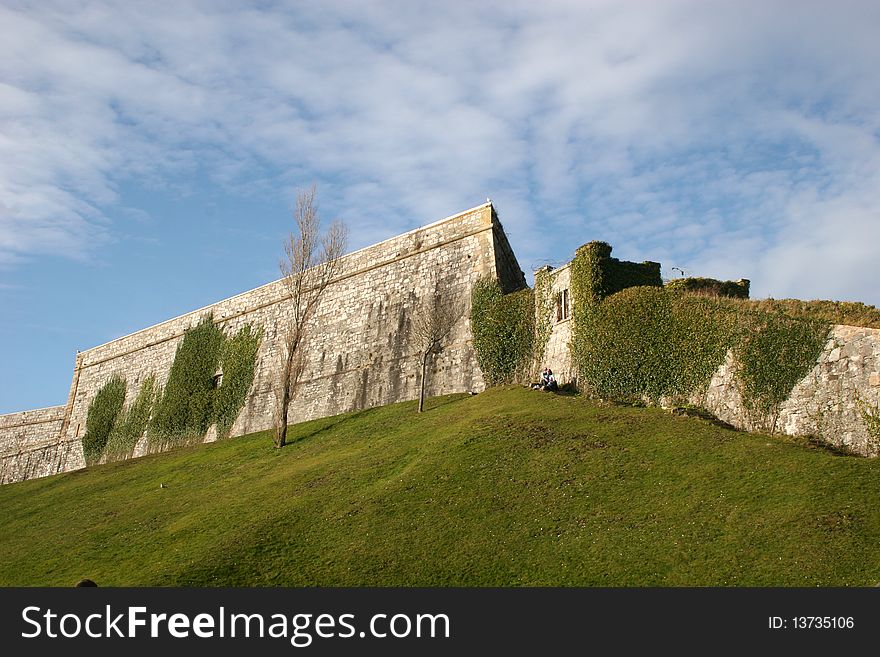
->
1;386;878;587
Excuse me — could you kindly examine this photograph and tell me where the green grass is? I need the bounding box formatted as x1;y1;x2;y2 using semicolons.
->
1;386;879;586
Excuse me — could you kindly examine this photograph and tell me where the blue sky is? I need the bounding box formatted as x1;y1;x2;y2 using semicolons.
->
2;0;879;413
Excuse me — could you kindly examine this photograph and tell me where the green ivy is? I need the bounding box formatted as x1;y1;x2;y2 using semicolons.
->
471;278;535;385
81;375;126;465
575;287;733;402
572;285;829;419
149;315;224;447
532;268;554;367
104;374;158;460
569;241;663;380
214;325;263;439
735;311;830;421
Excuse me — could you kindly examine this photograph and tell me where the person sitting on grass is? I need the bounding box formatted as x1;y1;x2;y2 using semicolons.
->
542;369;558;392
532;368;550;390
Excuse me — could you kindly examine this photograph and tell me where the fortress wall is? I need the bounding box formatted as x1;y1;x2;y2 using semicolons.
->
697;324;880;455
54;203;506;468
0;406;84;484
489;208;527;292
0;406;65;453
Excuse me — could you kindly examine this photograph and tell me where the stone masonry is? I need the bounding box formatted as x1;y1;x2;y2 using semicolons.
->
4;211;880;484
697;325;880;455
538;263;575;384
0;406;84;484
0;202;526;484
538;249;880;457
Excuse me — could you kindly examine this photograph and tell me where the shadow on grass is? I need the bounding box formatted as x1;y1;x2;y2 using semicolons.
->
670;406;739;432
284;393;470;444
794;435;862;458
420;394;471;412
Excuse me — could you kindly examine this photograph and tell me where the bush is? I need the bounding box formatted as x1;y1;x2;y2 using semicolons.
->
739;298;880;329
666;277;750;299
82;375;126;465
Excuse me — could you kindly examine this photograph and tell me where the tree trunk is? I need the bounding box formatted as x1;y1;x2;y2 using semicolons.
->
418;350;430;413
275;346;294;448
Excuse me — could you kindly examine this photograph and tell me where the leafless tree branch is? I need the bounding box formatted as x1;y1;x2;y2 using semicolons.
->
274;186;347;447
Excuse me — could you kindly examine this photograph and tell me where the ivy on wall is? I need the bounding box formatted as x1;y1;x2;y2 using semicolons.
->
570;241;663;379
148;314;264;447
214;325;263;439
471;278;535;385
81;315;263;465
81;375;126;465
576;287;735;403
532;268;555;369
149;315;224;447
735;311;831;422
104;373;158;460
855;395;880;453
569;241;663;310
572;285;830;419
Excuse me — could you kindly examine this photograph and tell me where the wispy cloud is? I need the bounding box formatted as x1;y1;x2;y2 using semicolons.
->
1;0;878;302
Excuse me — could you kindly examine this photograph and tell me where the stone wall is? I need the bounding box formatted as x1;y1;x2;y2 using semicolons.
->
540;264;575;385
0;406;84;484
1;202;522;484
490;207;527;293
696;324;880;455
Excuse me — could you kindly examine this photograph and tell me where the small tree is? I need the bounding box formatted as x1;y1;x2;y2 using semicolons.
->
411;283;465;413
274;186;347;447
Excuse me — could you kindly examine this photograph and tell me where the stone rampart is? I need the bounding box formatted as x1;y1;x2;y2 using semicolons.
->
696;324;880;455
0;406;84;484
0;203;524;484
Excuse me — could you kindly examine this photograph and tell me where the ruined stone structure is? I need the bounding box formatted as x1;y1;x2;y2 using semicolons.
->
535;263;575;384
537;252;880;456
0;202;525;484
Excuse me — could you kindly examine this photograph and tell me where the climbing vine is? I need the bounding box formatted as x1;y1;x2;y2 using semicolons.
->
214;325;263;439
570;241;663;377
471;278;535;385
572;285;830;416
149;314;224;447
855;395;880;453
532;268;555;369
81;375;126;465
104;374;158;460
734;310;830;423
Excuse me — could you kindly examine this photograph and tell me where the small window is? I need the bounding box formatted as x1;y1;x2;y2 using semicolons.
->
212;373;223;389
556;289;570;322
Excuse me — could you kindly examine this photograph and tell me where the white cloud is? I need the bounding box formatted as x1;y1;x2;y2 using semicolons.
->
0;0;878;302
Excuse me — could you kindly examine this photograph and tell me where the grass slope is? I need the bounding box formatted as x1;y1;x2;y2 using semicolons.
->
1;387;879;587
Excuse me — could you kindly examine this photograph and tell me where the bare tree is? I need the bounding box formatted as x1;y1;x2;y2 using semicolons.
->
274;186;347;447
411;283;465;413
